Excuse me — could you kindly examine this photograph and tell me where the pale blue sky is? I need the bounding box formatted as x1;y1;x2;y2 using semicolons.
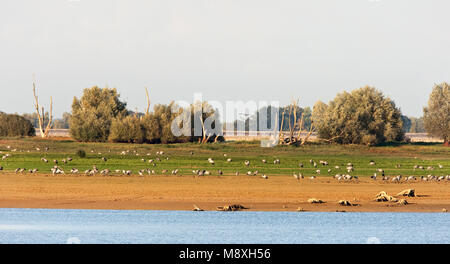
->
0;0;449;120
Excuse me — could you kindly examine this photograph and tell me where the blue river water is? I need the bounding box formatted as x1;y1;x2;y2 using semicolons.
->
0;208;448;244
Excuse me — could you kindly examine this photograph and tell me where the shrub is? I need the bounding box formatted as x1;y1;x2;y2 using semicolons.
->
0;112;35;137
70;87;127;142
423;82;450;146
141;102;190;144
76;149;86;158
109;115;145;143
312;86;404;145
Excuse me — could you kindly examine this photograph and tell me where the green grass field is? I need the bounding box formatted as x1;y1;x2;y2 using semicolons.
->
1;137;449;177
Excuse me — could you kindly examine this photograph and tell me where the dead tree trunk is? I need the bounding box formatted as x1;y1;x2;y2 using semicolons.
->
145;87;150;115
278;109;286;144
32;82;53;138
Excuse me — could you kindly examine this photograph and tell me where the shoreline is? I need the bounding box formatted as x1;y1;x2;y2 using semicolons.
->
1;206;449;214
1;173;449;213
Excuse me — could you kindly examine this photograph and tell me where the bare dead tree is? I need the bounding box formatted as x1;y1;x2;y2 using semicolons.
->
199;108;207;144
278;109;286;143
145;87;150;115
316;130;344;144
277;99;316;146
288;103;294;139
32;81;53;138
300;121;315;145
289;99;299;140
295;112;305;141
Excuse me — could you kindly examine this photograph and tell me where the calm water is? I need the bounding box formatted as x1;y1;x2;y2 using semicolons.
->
0;208;448;244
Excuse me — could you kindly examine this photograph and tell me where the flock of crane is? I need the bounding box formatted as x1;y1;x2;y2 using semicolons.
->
1;146;449;183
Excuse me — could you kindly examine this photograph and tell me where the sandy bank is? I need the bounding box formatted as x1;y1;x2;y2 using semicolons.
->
0;173;449;212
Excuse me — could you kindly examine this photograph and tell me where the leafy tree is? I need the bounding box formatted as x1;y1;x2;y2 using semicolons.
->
409;117;425;133
423;82;450;146
109;115;145;143
141;113;162;143
0;112;35;137
140;102;191;144
312;86;404;145
401;115;412;133
69;87;127;142
140;103;178;144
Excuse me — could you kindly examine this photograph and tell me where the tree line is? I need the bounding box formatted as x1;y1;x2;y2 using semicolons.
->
0;83;448;145
69;87;223;144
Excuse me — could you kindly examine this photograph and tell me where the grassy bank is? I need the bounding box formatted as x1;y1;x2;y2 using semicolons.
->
1;137;449;177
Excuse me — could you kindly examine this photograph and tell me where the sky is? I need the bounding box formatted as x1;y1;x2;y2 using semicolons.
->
0;0;449;121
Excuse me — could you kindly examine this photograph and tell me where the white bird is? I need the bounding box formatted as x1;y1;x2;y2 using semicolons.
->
293;173;303;180
101;169;110;175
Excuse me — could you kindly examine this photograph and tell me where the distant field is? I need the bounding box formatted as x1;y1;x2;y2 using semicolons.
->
0;137;449;177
